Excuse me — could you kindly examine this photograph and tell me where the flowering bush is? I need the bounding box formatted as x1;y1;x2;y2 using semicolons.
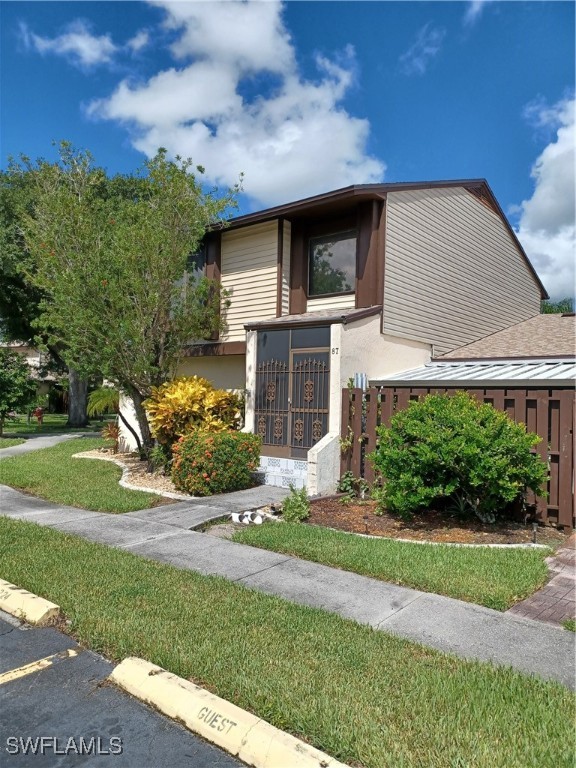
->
171;430;261;496
144;376;243;448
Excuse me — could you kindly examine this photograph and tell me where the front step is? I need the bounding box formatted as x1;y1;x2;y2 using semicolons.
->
256;456;308;489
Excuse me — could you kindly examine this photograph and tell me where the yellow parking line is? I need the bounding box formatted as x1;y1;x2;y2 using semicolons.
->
0;649;79;685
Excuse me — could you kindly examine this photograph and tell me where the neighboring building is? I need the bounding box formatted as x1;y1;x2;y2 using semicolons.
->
0;341;56;400
120;179;548;494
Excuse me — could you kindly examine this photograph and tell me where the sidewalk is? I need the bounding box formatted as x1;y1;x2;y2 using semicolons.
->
1;482;574;690
0;433;82;459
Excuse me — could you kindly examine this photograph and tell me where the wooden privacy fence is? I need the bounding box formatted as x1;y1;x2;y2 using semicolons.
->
340;386;575;529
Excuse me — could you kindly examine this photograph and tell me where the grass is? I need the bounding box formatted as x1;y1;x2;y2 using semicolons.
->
0;437;26;449
0;517;573;768
563;619;576;632
232;522;551;611
0;437;160;513
3;412;111;436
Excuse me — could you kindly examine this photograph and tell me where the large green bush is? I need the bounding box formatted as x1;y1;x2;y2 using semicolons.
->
171;430;261;496
369;392;548;523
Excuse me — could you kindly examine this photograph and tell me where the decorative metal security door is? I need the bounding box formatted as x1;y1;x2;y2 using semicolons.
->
255;327;330;458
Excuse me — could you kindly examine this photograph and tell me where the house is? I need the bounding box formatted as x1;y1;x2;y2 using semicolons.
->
120;179;548;494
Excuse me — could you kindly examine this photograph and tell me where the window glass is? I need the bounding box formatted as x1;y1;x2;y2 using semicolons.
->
291;326;330;349
186;241;206;281
309;231;356;296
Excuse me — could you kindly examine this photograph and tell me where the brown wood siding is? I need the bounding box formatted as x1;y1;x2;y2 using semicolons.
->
341;385;575;530
384;187;542;355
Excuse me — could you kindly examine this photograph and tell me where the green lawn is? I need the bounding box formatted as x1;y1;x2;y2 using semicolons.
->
0;437;26;449
3;412;111;436
0;437;161;513
0;517;573;768
233;522;551;611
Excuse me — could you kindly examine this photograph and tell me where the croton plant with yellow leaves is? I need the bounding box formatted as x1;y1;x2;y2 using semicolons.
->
144;376;243;448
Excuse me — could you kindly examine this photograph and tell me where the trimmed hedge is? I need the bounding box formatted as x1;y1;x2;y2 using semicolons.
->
369;391;548;523
171;430;261;496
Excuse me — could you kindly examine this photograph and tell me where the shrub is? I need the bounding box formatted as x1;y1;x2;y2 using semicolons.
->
144;377;243;448
368;392;548;524
171;430;261;496
281;485;310;522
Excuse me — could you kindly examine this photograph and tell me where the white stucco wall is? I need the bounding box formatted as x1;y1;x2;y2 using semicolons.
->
118;393;140;453
177;356;246;391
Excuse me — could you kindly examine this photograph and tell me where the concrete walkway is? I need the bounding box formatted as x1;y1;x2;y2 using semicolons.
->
0;482;574;690
0;432;84;458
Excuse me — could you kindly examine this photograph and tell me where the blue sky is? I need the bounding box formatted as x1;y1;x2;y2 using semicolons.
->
1;1;574;298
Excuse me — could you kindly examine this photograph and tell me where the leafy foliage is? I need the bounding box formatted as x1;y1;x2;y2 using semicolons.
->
0;349;37;435
281;485;310;522
11;142;239;449
540;297;574;314
144;376;242;448
337;471;370;502
369;392;548;524
171;430;261;496
101;422;120;454
87;386;120;417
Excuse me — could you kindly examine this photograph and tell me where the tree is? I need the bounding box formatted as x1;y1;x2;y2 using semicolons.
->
0;349;37;436
541;298;574;314
0;169;88;426
15;143;238;454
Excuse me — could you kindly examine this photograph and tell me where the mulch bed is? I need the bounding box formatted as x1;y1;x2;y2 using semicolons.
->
308;497;568;547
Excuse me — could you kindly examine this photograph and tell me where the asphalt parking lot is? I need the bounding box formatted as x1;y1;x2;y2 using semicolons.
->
0;612;243;767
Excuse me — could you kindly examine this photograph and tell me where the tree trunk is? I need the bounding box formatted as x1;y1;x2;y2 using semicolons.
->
127;386;153;458
66;368;89;427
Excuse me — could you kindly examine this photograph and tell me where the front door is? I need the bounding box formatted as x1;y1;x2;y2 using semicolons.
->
255;327;330;458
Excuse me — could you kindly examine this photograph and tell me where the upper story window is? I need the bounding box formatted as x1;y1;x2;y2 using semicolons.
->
308;230;356;297
186;240;206;281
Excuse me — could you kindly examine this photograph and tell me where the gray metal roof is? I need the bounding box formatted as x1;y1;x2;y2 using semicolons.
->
372;359;576;388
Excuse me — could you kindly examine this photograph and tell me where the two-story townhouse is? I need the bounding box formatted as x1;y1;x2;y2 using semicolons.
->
121;179;547;494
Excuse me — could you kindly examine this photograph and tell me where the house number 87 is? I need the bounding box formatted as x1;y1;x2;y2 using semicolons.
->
331;347;339;355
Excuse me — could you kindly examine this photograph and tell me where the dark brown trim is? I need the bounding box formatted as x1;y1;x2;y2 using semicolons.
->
355;200;382;308
378;198;387;335
245;305;381;331
205;232;222;341
183;342;246;357
276;218;284;317
289;220;307;314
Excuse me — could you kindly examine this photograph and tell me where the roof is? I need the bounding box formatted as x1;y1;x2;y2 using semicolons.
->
244;306;381;330
438;314;576;360
372;359;576;388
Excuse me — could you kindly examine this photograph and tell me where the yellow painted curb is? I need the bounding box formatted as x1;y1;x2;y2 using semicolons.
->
111;657;350;768
0;579;60;625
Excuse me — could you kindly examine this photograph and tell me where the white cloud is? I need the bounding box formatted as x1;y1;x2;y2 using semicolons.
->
463;1;490;27
515;97;575;300
88;0;385;207
20;20;117;68
399;23;446;76
127;30;150;54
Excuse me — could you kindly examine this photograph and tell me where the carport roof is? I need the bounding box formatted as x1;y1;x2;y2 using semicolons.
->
372;359;576;388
